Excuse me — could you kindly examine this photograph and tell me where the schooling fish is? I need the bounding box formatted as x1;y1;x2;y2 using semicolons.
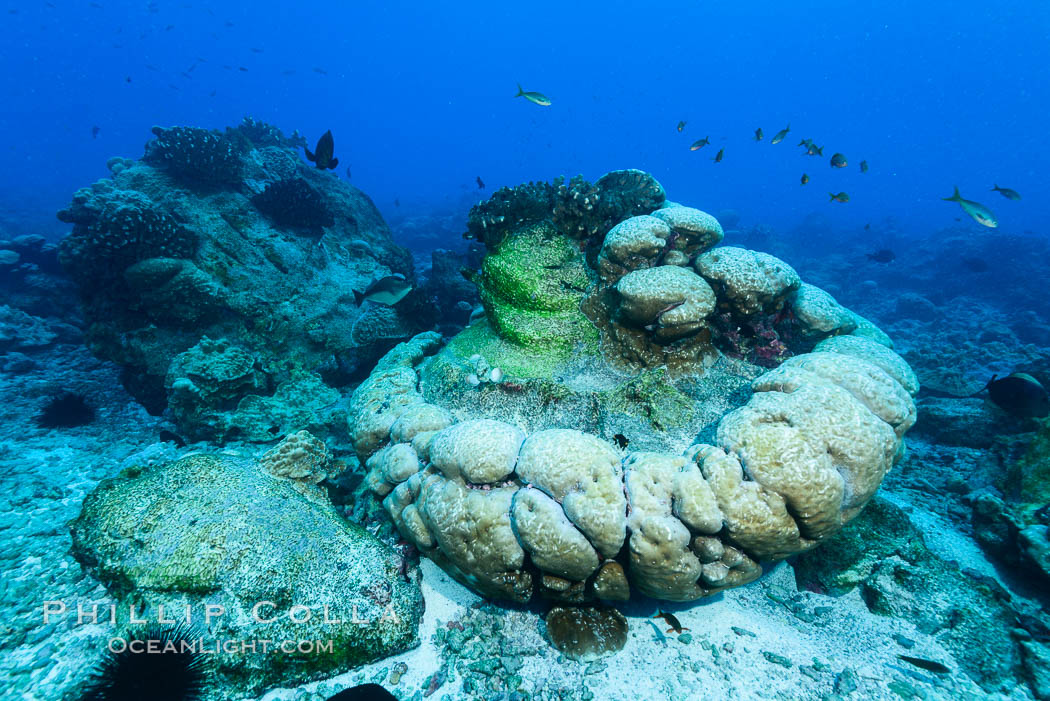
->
654;611;689;634
984;373;1050;418
353;274;413;306
754;127;763;141
943;186;997;228
830;153;848;168
305;130;339;170
805;143;824;157
515;83;551;106
860;160;869;173
476;175;485;189
677;120;687;132
326;684;398;701
991;184;1021;200
91;125;100;139
829;191;849;203
800;173;810;185
689;137;710;151
770;124;790;144
712;148;725;163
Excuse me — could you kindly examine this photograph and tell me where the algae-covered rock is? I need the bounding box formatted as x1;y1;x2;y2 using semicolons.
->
69;454;423;698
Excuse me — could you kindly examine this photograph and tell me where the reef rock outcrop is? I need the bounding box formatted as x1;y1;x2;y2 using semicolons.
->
69;454;423;698
348;171;920;604
56;119;423;434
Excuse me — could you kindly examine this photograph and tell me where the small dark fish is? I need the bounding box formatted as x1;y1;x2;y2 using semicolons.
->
250;47;263;53
897;655;950;675
676;120;686;132
805;143;824;156
754;127;763;141
326;684;398;701
345;165;352;179
798;138;812;148
771;124;790;144
654;611;689;634
238;66;249;72
561;280;586;293
1017;614;1050;642
991;184;1021;200
829;191;849;203
864;223;871;230
866;248;895;264
689;137;710;151
800;173;810;185
476;176;485;189
985;373;1050;418
125;76;132;83
959;256;988;273
313;67;329;75
712;148;724;163
159;429;186;448
305;130;339;169
91;125;100;139
613;433;629;449
353;274;413;306
165;24;174;31
394;198;400;207
860;160;869;173
830;153;848;168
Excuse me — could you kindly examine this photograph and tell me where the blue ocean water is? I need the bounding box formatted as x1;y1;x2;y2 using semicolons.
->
3;3;1050;701
1;0;1046;238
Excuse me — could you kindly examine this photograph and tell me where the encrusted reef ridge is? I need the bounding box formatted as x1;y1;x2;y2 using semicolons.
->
349;169;920;604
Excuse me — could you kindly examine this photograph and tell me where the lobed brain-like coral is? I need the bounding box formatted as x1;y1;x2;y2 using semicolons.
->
348;171;920;605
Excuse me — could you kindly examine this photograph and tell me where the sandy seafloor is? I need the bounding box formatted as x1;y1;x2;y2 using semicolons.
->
0;342;1036;701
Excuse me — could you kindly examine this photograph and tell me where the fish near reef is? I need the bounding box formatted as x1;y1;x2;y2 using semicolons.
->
654;611;689;634
515;83;551;106
689;137;710;151
800;173;810;185
860;159;869;173
991;184;1021;200
754;127;763;141
829;191;849;203
898;655;950;675
984;373;1050;418
805;142;824;156
476;175;485;189
353;274;413;306
771;124;790;144
305;130;339;170
943;186;997;228
677;120;687;132
865;248;895;263
830;153;847;168
712;148;725;163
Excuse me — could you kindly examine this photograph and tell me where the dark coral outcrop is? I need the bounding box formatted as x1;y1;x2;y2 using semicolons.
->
55;119;426;436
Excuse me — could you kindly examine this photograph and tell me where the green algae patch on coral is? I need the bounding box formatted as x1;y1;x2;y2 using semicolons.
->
443;318;580;380
599;367;697;431
476;221;598;353
69;454;423;698
1003;419;1050;513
